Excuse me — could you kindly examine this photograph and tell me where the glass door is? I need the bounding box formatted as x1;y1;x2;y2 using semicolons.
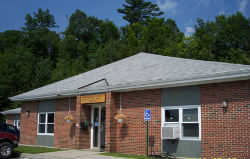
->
91;106;106;151
93;107;99;147
100;107;106;149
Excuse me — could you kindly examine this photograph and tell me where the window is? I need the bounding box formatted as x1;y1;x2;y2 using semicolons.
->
38;113;54;135
165;109;179;122
13;120;20;129
162;106;201;140
182;108;199;138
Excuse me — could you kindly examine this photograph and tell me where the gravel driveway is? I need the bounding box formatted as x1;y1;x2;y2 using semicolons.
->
10;150;129;159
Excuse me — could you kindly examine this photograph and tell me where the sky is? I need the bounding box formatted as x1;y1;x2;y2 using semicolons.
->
0;0;249;36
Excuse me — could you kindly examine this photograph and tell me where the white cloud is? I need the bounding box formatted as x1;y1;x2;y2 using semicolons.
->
185;27;195;37
239;0;248;13
157;0;178;13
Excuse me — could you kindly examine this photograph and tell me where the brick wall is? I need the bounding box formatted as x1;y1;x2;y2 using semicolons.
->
78;104;91;149
20;101;38;145
19;97;91;149
201;80;250;159
105;89;161;156
6;114;19;125
54;97;77;148
54;97;91;149
74;96;92;149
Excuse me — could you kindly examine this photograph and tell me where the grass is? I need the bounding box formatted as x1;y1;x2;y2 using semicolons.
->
14;145;63;154
100;152;159;159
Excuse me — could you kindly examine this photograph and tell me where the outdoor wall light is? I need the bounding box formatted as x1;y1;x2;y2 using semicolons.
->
222;100;228;113
222;100;228;108
26;111;30;117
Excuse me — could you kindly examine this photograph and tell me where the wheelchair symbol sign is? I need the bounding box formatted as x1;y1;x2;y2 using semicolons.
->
144;109;151;121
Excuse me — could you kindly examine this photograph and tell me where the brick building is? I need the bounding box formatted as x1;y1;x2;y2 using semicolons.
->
10;53;250;158
1;108;21;129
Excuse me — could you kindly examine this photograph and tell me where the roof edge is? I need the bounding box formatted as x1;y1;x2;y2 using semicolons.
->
10;69;250;102
1;108;21;115
109;69;250;91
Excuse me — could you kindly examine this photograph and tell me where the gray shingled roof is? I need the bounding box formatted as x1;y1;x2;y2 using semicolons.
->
1;108;21;115
10;52;250;101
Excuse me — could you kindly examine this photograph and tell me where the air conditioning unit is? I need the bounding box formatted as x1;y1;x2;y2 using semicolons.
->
162;127;180;139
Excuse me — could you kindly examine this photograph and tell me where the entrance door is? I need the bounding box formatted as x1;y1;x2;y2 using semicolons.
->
91;106;105;151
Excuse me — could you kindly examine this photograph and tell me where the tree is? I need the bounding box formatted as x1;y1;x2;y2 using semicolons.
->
191;12;250;64
124;26;141;48
0;30;24;53
214;12;249;63
88;40;134;69
99;20;120;43
141;18;183;54
23;8;57;31
23;29;60;63
32;58;53;88
65;9;101;43
117;0;163;25
22;9;60;66
0;47;35;113
51;34;88;82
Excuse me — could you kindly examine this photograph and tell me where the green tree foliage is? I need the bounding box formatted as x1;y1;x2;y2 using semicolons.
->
23;8;57;31
141;18;184;54
117;0;163;25
88;40;134;69
65;9;101;43
51;10;122;82
0;47;35;111
0;30;24;52
23;29;60;62
179;12;249;64
32;58;53;88
23;8;60;64
51;34;88;82
22;8;60;87
99;20;120;43
124;26;140;48
0;8;59;119
214;12;249;63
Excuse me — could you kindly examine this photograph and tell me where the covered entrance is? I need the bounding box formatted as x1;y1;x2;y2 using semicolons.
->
80;94;106;151
91;105;106;151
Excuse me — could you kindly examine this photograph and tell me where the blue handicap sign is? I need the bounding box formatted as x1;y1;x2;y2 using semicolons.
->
144;109;151;121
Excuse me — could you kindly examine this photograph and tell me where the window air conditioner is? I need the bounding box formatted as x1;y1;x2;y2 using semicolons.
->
162;127;180;139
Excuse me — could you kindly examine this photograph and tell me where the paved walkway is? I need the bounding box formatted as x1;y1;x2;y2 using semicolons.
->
11;149;129;159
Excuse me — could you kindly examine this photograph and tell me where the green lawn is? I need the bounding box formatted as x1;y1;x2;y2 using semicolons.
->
100;152;160;159
14;145;63;154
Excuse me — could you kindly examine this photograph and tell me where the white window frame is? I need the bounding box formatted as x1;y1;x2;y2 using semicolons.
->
13;120;20;129
161;105;201;140
37;112;54;136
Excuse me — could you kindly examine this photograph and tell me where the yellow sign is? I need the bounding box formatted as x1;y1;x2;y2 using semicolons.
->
80;94;105;104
